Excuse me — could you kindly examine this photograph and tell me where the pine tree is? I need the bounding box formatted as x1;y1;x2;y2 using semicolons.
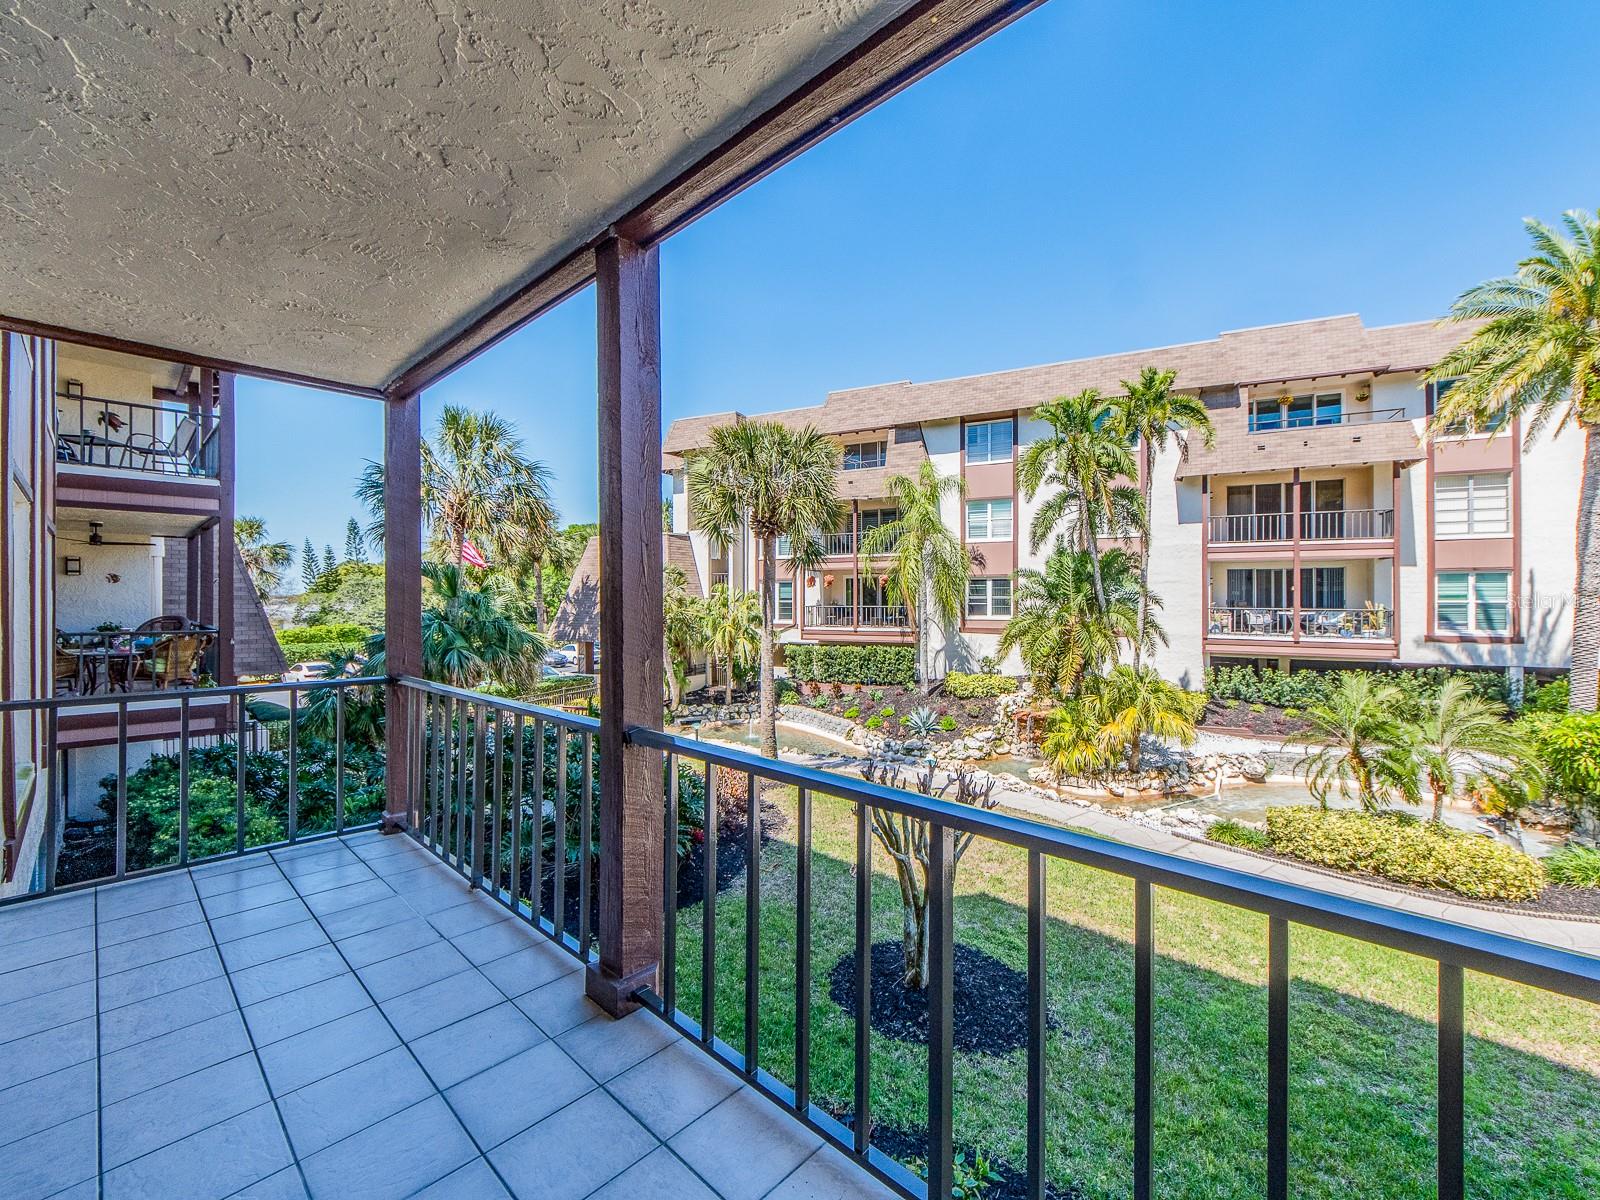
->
301;539;319;591
344;517;365;563
322;545;337;577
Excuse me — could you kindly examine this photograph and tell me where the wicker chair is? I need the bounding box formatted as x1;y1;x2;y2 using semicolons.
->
130;633;212;690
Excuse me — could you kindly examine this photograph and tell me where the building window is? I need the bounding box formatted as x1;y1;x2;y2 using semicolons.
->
775;580;794;622
1436;570;1511;634
1435;472;1510;537
967;577;1012;618
1249;392;1342;432
1299;566;1347;609
842;440;887;470
965;419;1013;464
1435;378;1509;436
965;498;1013;541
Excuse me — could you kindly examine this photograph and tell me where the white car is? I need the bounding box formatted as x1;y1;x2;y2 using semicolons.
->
545;647;578;669
284;661;333;682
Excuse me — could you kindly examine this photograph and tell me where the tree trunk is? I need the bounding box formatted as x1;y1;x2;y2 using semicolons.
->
919;542;934;694
901;892;928;990
723;653;734;707
1080;484;1107;611
758;537;778;758
533;560;546;631
1571;424;1600;711
1431;786;1447;823
1134;441;1154;668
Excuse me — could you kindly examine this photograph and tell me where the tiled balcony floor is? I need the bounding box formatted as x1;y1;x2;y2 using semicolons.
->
1;831;895;1200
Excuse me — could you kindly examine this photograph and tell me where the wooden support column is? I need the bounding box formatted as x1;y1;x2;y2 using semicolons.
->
1290;467;1302;645
383;389;423;834
216;371;237;685
588;233;665;1017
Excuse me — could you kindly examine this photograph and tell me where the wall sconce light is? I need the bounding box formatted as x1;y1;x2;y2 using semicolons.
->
64;379;84;398
63;556;82;576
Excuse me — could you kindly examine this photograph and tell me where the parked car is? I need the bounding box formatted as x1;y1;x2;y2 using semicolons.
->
284;661;333;682
545;646;578;669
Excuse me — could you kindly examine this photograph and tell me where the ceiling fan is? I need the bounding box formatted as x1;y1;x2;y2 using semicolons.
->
60;520;150;548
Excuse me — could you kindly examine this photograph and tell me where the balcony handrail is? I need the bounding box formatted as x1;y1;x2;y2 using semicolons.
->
54;390;221;478
1209;508;1396;543
1249;405;1408;433
396;675;601;732
626;725;1600;998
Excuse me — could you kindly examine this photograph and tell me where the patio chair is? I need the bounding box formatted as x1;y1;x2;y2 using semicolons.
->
1245;609;1274;635
125;416;200;474
130;633;212;690
54;639;80;694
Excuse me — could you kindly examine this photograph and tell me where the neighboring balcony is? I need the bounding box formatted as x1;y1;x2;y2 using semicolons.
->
1206;604;1394;641
1208;507;1395;545
56;392;221;479
804;602;909;629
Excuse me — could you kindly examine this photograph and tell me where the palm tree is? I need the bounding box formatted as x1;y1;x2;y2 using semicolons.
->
1410;678;1539;822
859;462;968;693
1017;387;1145;608
234;516;292;601
1113;368;1213;665
689;421;843;757
365;564;546;691
357;405;555;571
701;583;761;705
1297;673;1419;812
1429;210;1600;710
1040;698;1111;780
999;544;1161;697
1091;664;1206;773
662;565;702;714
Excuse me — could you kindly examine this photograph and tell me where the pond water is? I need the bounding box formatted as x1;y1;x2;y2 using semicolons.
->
671;720;861;760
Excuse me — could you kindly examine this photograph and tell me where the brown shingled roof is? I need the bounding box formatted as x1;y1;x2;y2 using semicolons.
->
662;315;1473;457
549;533;703;646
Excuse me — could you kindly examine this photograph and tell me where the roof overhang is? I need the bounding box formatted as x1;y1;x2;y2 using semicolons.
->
0;0;1042;398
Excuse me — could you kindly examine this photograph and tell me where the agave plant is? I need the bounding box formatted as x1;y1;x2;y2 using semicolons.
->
903;706;940;738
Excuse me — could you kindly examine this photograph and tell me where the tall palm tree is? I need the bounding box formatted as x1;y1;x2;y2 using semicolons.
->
689;421;843;757
859;461;968;693
999;544;1161;697
1429;210;1600;710
1297;673;1419;812
1018;388;1145;609
701;583;761;705
364;564;546;691
234;516;292;601
1091;664;1206;773
357;405;555;571
1113;368;1214;665
1411;678;1539;822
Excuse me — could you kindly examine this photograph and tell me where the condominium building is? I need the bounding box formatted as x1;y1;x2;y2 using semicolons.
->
1;333;283;894
664;313;1581;689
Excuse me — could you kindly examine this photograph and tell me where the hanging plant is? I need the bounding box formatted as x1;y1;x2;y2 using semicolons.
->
824;573;835;586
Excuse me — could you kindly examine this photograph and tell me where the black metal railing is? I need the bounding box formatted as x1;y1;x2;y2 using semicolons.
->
623;727;1599;1200
54;392;222;478
0;677;385;899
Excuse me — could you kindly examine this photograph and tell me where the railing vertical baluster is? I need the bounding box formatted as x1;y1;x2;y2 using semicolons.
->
701;760;718;1046
114;703;129;880
441;697;456;861
1438;962;1465;1200
554;729;568;942
287;688;300;843
795;785;812;1116
334;686;346;834
454;698;469;875
471;704;487;889
927;822;956;1200
744;771;761;1075
418;693;431;845
43;704;59;893
235;693;247;856
663;753;679;1018
490;708;505;895
853;799;872;1156
1134;878;1154;1200
178;696;191;868
531;719;545;925
1268;916;1290;1200
1027;850;1046;1200
579;730;593;960
433;695;448;851
510;715;524;912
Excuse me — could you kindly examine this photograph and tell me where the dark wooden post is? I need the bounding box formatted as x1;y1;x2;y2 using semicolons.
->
215;371;237;684
587;233;665;1016
383;388;423;833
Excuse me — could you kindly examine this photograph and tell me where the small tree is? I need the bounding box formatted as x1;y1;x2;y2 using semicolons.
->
1412;677;1538;821
662;564;702;714
322;545;337;578
857;761;999;990
1298;673;1419;812
702;583;761;705
344;517;366;563
301;538;319;591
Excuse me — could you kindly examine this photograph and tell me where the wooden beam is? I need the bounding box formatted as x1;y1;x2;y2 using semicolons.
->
215;371;237;685
587;234;665;1016
0;313;387;400
383;389;424;833
383;0;1044;398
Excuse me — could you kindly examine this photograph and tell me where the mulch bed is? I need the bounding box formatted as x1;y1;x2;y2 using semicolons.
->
1200;699;1312;739
794;684;996;737
820;1116;1085;1200
673;780;789;911
827;940;1052;1056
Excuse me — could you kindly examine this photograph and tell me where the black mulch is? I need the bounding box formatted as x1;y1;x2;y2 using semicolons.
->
827;940;1055;1056
821;1114;1084;1200
673;785;788;911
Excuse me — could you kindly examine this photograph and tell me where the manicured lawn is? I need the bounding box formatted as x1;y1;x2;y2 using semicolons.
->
671;783;1600;1200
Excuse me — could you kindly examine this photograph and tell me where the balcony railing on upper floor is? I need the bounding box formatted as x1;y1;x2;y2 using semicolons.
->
804;603;909;629
55;391;221;479
825;531;856;556
1208;508;1395;544
1207;605;1394;640
1247;405;1408;435
6;675;1599;1200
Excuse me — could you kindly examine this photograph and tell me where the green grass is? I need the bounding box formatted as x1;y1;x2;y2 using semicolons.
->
671;785;1600;1200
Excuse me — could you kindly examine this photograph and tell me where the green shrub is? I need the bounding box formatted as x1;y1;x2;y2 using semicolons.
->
842;705;861;719
944;671;1017;699
1523;676;1569;714
1282;707;1300;719
1207;819;1268;851
880;705;896;718
865;714;884;730
1543;845;1600;888
1203;665;1508;715
785;644;915;687
1248;703;1265;714
938;715;958;732
1519;711;1600;816
1263;807;1544;901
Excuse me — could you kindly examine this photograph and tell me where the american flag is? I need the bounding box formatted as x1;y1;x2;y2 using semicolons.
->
460;537;488;568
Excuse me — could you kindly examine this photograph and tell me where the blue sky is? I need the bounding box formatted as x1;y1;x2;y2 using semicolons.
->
236;0;1600;564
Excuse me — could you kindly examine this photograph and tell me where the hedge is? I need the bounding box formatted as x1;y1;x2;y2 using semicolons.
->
275;642;360;667
277;623;371;664
1204;664;1509;714
785;643;915;687
1263;807;1543;901
944;671;1018;699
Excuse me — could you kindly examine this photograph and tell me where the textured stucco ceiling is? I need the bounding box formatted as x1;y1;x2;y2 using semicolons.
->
0;1;915;390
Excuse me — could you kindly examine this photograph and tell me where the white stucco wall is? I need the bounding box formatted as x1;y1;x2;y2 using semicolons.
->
1145;442;1205;689
55;540;164;632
